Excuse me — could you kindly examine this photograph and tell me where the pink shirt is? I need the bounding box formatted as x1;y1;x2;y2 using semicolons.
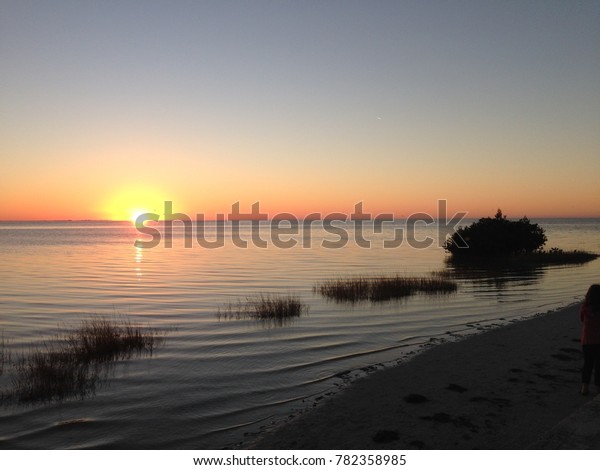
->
580;304;600;345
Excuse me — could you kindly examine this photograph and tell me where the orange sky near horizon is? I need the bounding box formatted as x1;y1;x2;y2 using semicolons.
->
2;169;599;221
2;108;599;220
1;128;599;220
1;3;599;221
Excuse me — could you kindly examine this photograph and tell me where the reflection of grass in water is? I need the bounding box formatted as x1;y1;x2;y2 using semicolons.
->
217;294;307;325
444;249;598;290
521;249;598;265
1;317;164;404
316;275;458;303
447;248;598;267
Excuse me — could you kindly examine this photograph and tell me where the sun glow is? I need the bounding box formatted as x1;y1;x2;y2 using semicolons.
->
130;208;152;223
102;187;166;222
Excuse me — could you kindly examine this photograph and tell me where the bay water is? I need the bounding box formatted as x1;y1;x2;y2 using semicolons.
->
0;219;598;448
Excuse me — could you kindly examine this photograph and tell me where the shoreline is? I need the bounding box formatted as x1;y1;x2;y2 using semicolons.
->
251;303;591;449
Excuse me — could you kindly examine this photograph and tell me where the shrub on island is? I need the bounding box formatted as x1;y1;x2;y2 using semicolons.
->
444;210;598;265
444;210;546;256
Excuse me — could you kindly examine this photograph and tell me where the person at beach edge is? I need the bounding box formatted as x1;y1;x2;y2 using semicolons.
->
580;284;600;395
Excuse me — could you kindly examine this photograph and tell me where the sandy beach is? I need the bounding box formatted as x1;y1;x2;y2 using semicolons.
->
252;303;592;449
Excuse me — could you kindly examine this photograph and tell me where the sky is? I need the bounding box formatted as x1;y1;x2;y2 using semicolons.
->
1;0;599;220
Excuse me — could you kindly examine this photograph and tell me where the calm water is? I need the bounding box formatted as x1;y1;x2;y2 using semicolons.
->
0;219;599;448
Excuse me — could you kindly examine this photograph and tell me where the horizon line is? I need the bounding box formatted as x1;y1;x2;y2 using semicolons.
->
2;215;600;223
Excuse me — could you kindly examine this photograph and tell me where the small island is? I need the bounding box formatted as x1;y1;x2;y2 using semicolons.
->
444;210;598;265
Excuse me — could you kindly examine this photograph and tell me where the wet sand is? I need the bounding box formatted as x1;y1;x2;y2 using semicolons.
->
252;303;591;449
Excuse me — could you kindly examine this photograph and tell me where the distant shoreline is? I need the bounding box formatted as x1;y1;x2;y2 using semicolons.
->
2;217;600;223
251;303;590;449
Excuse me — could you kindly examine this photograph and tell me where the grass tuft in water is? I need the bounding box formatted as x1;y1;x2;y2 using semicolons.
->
1;317;164;404
316;274;458;303
11;345;99;403
521;248;598;265
217;294;307;323
65;317;160;362
446;247;598;267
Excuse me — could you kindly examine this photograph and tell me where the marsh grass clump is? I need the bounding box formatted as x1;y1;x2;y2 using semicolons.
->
11;345;100;402
65;317;160;362
317;275;458;303
316;277;371;303
446;247;598;269
1;317;164;404
218;294;307;324
523;248;598;265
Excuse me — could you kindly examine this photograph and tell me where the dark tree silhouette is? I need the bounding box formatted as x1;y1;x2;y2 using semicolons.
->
444;209;547;257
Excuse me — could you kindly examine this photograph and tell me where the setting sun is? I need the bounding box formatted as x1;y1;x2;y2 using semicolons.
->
101;187;165;222
130;208;153;223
